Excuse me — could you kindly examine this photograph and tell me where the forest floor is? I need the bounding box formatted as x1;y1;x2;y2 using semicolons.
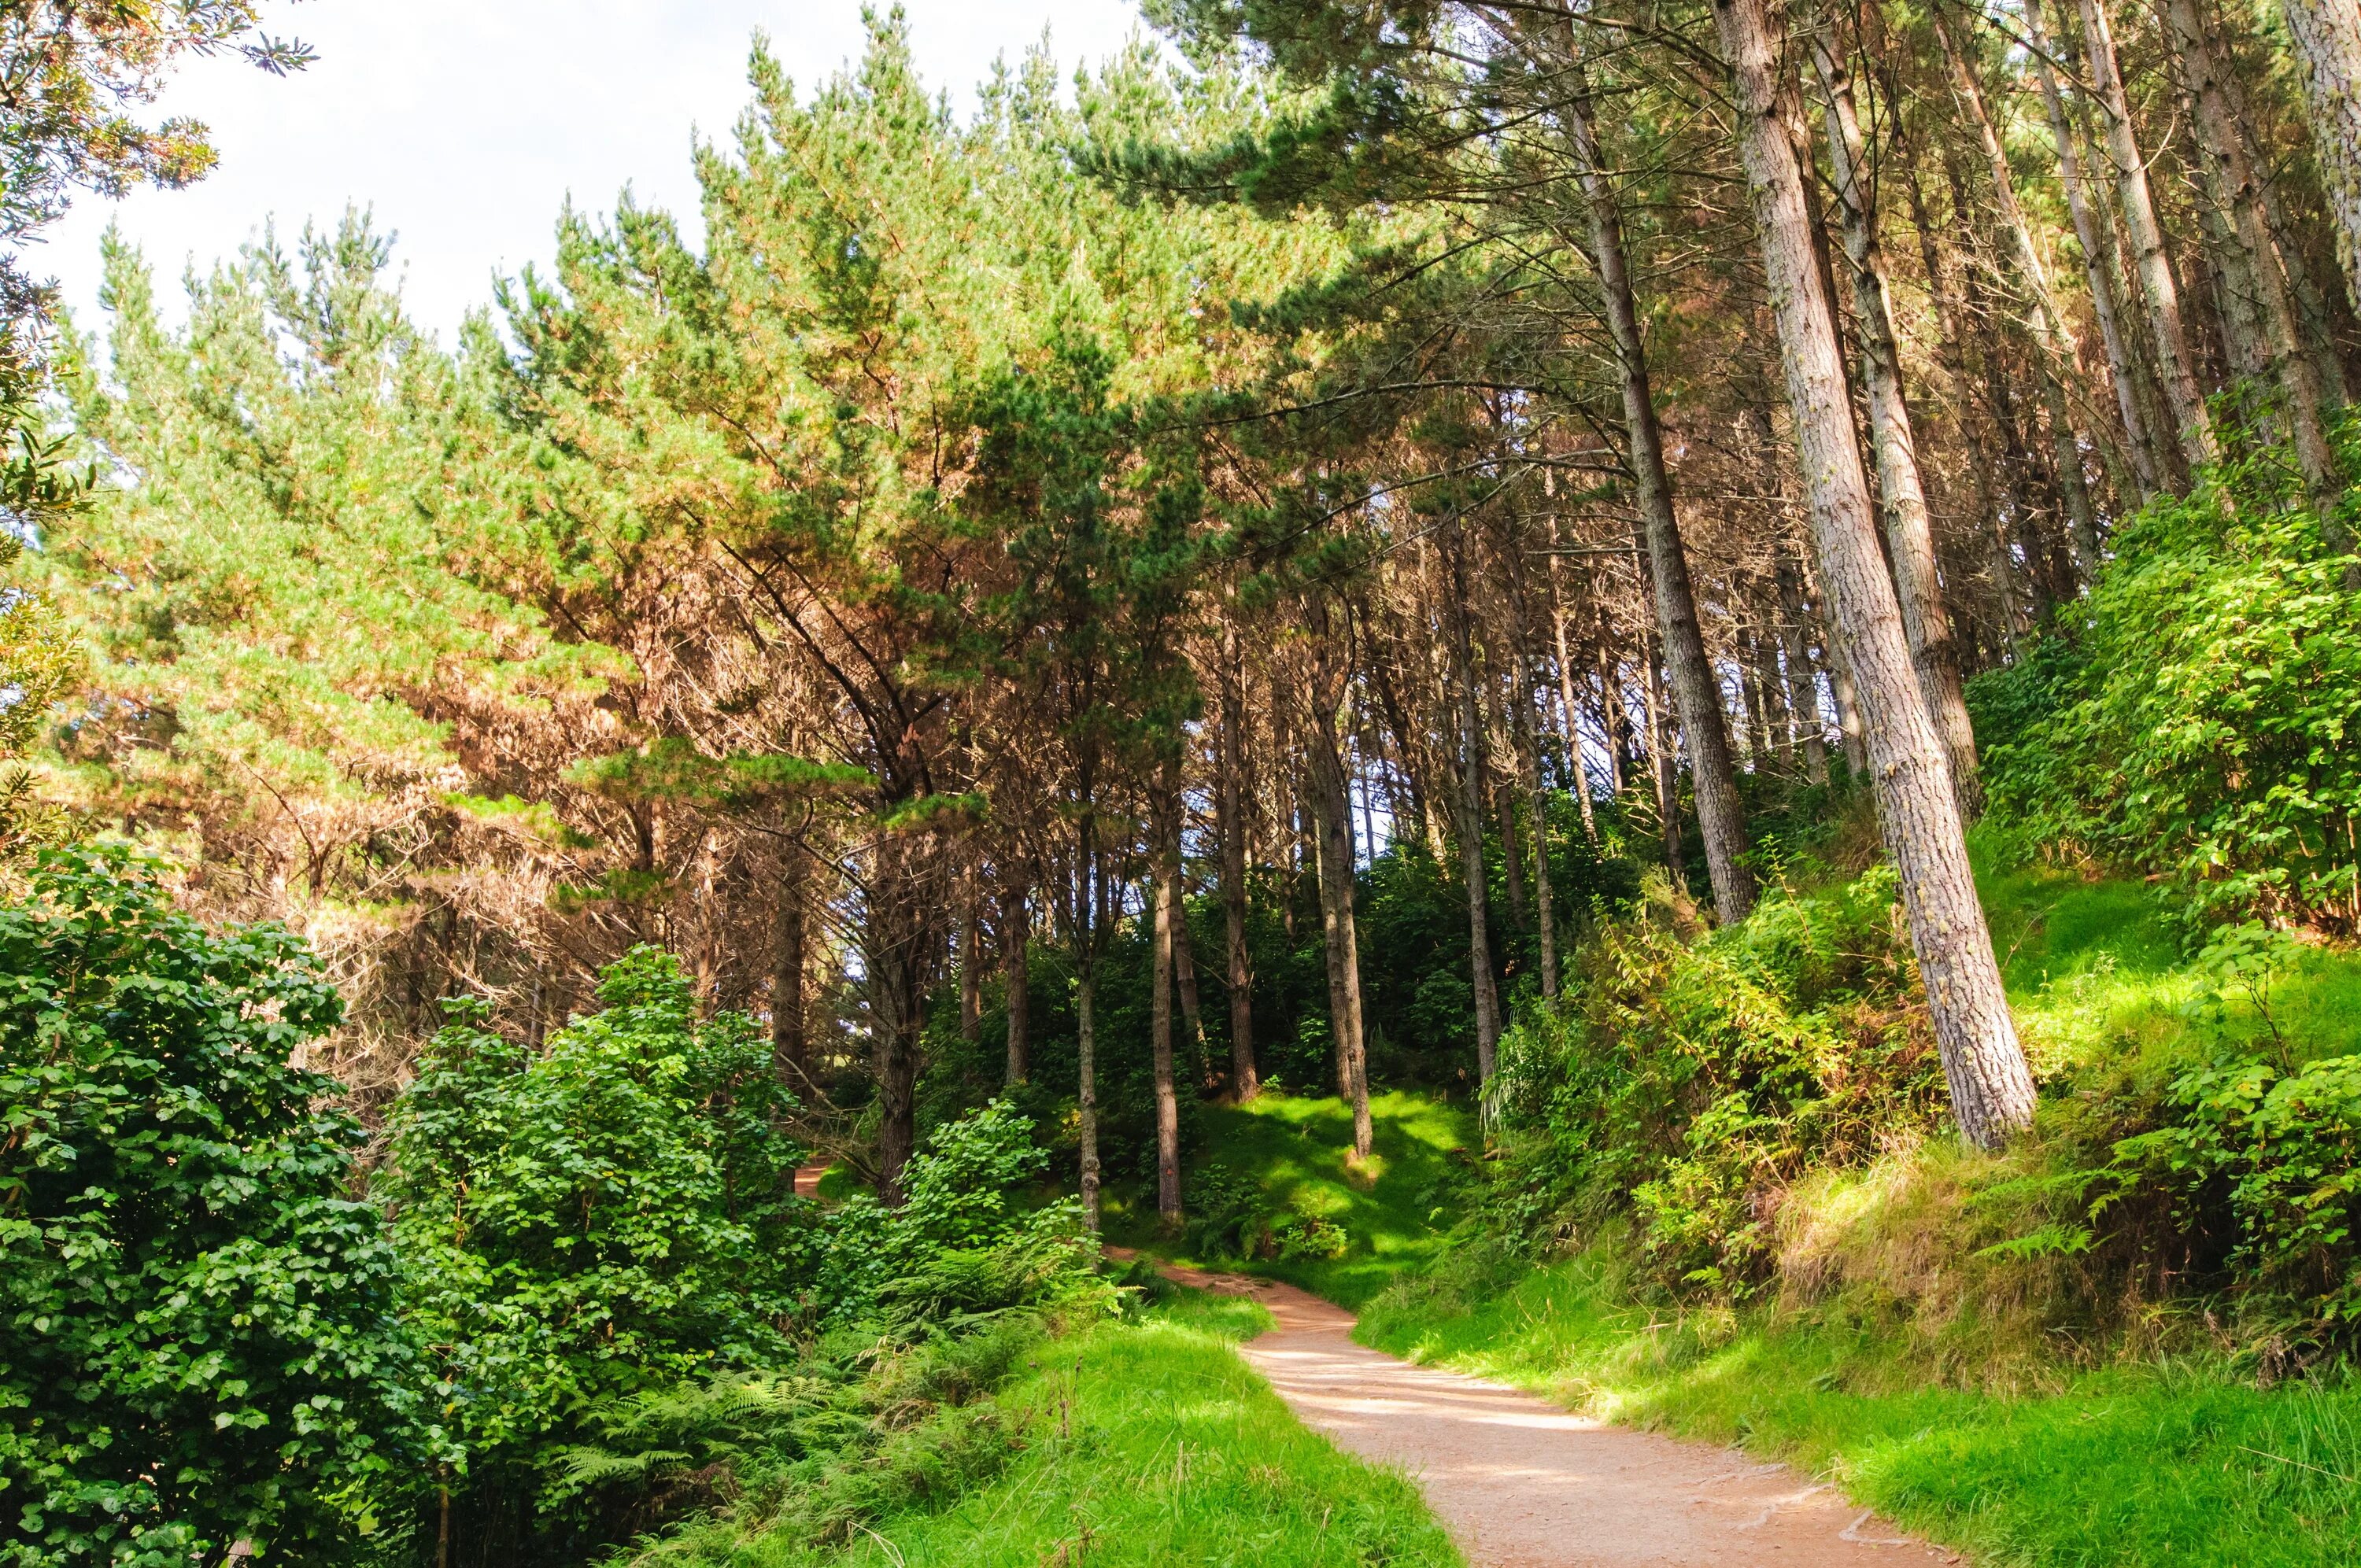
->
1149;1256;1954;1567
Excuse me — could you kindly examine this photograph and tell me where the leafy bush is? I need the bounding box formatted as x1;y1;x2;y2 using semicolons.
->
814;1098;1096;1327
1180;1161;1351;1264
2119;1051;2361;1330
1488;869;1951;1297
1979;483;2361;934
0;849;419;1566
379;946;812;1562
384;1008;1096;1565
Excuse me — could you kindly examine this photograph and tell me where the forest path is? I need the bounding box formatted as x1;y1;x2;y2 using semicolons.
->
1144;1258;1960;1568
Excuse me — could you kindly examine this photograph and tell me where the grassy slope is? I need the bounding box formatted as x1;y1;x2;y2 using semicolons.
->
1359;1252;2361;1567
1103;1089;1480;1307
715;1290;1462;1568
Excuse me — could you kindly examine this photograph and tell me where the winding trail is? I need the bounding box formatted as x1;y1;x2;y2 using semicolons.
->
1156;1260;1959;1568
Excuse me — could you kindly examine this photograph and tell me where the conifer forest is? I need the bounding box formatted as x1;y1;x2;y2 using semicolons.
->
9;0;2361;1563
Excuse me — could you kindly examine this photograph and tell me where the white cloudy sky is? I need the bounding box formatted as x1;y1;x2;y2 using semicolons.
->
40;1;1154;343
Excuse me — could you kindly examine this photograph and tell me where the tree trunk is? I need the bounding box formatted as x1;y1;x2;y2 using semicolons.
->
959;882;981;1049
1565;80;1756;922
1594;640;1629;796
1515;673;1561;998
1217;618;1258;1099
1546;546;1601;842
1901;149;2033;643
866;834;930;1205
2075;0;2220;475
1170;870;1211;1087
1775;552;1830;784
1642;633;1687;879
2024;0;2165;503
1485;670;1531;934
1307;618;1374;1156
1809;26;1983;817
1076;957;1099;1229
1075;832;1102;1229
1445;547;1504;1087
874;998;921;1205
1932;7;2104;581
770;839;807;1085
1716;0;2038;1149
1000;878;1029;1085
2165;0;2350;541
2241;79;2352;406
1152;788;1183;1224
2281;0;2361;318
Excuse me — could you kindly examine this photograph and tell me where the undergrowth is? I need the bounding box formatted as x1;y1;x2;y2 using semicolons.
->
635;1286;1462;1566
1102;1090;1480;1307
1479;841;2361;1363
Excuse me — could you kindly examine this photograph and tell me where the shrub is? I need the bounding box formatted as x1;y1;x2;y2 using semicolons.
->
0;848;418;1567
2119;1051;2361;1331
378;946;811;1562
815;1098;1095;1326
1487;869;1950;1298
1979;484;2361;934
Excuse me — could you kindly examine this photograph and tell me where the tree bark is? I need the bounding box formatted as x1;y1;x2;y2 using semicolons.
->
1594;640;1628;797
1152;785;1184;1224
1514;667;1561;998
1000;878;1029;1085
2165;0;2349;540
1809;25;1983;817
865;833;931;1205
2278;0;2361;318
1444;544;1504;1087
1170;870;1210;1087
2074;0;2220;475
959;880;981;1049
2024;0;2165;502
1715;0;2038;1149
1074;830;1102;1229
1546;544;1601;842
1076;957;1099;1228
1932;7;2104;581
1217;617;1258;1099
1900;148;2031;643
1306;615;1374;1157
1775;552;1830;784
771;839;807;1084
1642;632;1687;879
1484;668;1531;934
1565;79;1756;922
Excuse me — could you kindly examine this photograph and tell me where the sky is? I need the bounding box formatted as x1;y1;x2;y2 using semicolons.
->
40;0;1155;344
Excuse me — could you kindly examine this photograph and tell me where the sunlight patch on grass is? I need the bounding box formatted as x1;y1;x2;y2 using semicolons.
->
1111;1090;1480;1308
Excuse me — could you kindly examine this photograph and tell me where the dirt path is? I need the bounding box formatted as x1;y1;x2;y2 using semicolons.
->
1156;1260;1958;1568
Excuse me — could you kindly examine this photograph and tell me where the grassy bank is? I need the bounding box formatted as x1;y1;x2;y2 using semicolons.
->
1358;1248;2361;1566
1103;1089;1480;1307
643;1288;1461;1567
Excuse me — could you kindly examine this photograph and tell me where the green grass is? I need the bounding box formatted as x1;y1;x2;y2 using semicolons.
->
1105;1090;1480;1307
694;1288;1461;1567
1358;1249;2361;1567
